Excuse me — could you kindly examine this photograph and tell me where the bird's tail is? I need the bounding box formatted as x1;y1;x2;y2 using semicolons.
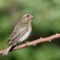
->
3;46;12;56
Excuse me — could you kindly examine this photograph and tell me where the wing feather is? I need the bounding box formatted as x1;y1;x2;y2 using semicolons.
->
8;25;28;46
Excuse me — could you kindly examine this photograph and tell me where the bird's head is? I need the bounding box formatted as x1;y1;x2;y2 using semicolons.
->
21;14;33;24
23;14;33;20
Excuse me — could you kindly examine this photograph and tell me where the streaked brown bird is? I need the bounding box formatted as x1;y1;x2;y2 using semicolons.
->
3;14;33;55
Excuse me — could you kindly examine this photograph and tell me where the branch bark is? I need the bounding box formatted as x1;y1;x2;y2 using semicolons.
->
0;33;60;55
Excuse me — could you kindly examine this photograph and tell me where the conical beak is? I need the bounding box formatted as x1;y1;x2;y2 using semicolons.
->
31;16;33;19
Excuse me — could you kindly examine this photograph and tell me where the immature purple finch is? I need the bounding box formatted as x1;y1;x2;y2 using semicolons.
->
3;14;33;55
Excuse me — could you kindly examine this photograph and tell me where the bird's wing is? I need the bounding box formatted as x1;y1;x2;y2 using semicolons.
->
8;25;28;46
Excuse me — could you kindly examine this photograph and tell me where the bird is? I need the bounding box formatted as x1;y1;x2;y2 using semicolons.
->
3;14;33;56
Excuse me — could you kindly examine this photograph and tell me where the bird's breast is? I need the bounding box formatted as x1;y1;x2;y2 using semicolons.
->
19;26;32;42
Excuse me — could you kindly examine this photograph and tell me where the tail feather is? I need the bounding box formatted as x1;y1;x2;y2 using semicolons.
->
3;46;12;56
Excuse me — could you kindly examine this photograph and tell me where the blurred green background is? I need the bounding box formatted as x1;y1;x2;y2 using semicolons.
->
0;0;60;60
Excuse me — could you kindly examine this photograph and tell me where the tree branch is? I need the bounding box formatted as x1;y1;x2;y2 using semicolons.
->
0;33;60;55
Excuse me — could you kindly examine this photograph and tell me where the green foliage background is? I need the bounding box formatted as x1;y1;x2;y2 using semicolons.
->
0;0;60;60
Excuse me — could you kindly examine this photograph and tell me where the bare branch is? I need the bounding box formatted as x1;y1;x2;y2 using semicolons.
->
0;33;60;55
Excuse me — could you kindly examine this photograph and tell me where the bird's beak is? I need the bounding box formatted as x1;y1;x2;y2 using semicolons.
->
31;16;33;19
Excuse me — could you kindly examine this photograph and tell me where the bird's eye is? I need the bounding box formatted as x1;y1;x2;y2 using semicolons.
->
26;15;29;17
